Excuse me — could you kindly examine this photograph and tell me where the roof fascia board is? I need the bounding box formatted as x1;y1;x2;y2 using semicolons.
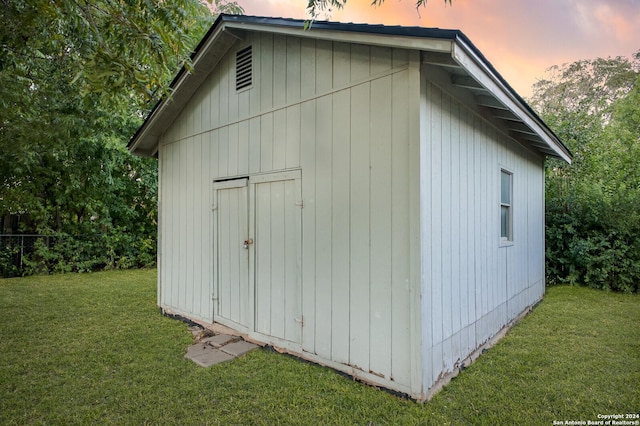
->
223;21;453;53
451;39;572;163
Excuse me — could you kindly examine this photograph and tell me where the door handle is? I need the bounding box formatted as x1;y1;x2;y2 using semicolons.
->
243;238;253;249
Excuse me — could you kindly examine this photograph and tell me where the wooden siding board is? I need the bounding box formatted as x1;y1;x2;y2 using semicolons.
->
193;135;203;316
467;116;477;328
300;100;317;353
459;104;471;334
283;178;301;343
369;76;393;378
300;39;317;99
201;77;212;133
350;44;370;81
218;188;231;320
286;37;301;104
450;99;462;336
238;121;249;175
201;134;212;320
229;186;241;322
218;126;229;177
228;51;239;123
332;42;351;88
390;70;411;385
315;40;333;94
430;83;443;347
349;82;371;372
170;143;180;312
255;182;272;334
273;35;287;108
272;109;286;170
441;90;452;342
419;78;433;387
228;122;239;176
408;54;422;395
210;68;221;130
260;33;274;111
331;88;351;364
286;105;301;169
219;54;230;125
161;144;170;309
249;33;261;117
238;86;250;122
370;46;392;75
270;181;286;339
392;48;409;68
249;117;261;174
238;184;250;326
178;141;188;311
314;94;333;359
260;113;273;172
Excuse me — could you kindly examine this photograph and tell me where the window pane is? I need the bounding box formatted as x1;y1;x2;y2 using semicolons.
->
501;171;511;204
501;205;509;238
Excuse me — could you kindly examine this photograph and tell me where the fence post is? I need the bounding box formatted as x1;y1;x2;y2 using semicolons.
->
20;235;24;269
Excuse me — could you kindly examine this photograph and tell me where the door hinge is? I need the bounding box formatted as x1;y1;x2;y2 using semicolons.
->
294;316;304;326
295;200;304;208
211;293;218;301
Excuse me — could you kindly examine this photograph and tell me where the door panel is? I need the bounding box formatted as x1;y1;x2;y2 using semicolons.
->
253;174;302;344
214;179;250;329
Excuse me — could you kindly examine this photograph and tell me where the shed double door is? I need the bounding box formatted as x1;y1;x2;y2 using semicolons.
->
213;171;302;345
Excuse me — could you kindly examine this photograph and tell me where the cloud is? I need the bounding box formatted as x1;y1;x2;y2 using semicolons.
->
237;0;640;96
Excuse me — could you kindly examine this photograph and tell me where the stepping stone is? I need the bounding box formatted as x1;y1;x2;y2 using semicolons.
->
220;340;259;357
201;334;236;348
185;344;234;367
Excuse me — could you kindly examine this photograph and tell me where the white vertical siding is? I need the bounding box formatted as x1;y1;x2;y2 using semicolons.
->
157;32;421;394
420;78;545;394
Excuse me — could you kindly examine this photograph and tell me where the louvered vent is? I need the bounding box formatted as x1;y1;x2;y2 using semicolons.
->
235;46;252;91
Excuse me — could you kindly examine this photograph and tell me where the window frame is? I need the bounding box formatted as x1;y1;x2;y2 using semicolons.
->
500;168;513;246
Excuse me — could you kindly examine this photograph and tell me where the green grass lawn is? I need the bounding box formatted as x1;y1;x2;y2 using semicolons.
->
1;270;638;425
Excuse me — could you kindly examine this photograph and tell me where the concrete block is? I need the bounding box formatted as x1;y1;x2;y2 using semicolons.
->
185;344;234;367
201;334;236;348
220;341;259;357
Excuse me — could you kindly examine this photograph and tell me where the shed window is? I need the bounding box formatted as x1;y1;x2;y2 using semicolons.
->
235;46;252;91
500;169;512;241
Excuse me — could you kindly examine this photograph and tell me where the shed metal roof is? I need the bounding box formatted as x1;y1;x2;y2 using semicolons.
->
128;14;571;163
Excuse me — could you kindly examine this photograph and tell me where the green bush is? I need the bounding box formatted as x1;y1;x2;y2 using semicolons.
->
21;232;156;276
0;244;20;278
546;187;640;293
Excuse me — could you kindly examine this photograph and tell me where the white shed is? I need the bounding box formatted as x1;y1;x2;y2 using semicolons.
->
129;15;571;400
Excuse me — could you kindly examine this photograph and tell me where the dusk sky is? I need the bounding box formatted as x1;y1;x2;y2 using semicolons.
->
236;0;640;98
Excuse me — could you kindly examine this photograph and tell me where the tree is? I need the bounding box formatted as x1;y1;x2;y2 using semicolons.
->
306;0;451;19
1;0;242;104
530;52;640;292
0;0;243;275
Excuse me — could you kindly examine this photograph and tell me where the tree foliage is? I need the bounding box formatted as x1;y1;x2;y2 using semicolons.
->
306;0;451;19
0;0;241;275
531;52;640;292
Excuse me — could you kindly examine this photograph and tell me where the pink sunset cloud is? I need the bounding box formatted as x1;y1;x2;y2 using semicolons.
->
236;0;640;97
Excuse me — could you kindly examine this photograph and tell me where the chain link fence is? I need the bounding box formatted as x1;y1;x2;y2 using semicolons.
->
0;234;55;277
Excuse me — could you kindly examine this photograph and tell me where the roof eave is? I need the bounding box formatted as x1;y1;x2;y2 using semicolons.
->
450;37;572;163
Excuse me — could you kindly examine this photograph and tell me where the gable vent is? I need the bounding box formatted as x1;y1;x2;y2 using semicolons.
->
235;46;252;91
